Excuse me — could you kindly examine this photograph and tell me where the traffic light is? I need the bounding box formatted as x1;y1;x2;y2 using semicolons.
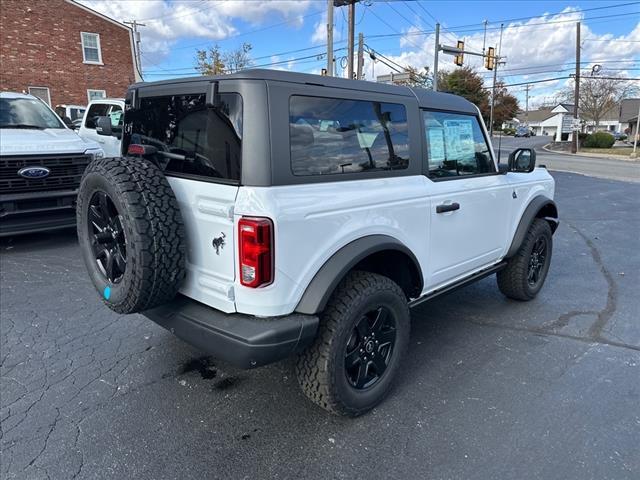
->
454;40;464;66
485;47;495;70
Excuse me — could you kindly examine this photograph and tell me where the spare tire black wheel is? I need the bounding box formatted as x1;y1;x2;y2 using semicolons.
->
77;156;186;314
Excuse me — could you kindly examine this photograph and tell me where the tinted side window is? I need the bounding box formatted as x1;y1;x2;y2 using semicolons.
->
423;111;495;178
125;93;242;182
289;96;409;176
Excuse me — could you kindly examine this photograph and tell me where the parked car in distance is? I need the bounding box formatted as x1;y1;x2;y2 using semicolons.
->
78;98;124;158
611;131;623;140
0;92;104;236
55;104;86;128
515;126;531;137
77;70;558;416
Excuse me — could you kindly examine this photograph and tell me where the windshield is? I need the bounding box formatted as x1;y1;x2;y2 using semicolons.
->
0;97;65;129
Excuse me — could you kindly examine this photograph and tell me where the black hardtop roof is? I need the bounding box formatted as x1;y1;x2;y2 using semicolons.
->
131;69;478;114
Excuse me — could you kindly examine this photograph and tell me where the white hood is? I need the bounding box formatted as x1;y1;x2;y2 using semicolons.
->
0;128;102;156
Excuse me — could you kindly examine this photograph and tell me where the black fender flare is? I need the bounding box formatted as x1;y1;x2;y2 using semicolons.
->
506;196;559;258
295;235;423;315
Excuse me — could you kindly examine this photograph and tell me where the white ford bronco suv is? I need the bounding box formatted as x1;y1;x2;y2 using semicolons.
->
77;70;558;416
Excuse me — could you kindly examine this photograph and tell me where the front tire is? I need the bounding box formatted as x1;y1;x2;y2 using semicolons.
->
497;218;553;301
296;271;410;416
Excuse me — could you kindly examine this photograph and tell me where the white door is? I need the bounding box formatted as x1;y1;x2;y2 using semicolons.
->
422;110;514;289
80;102;123;157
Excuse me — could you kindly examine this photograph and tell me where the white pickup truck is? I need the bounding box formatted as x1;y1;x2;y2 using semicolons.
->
0;92;103;236
76;70;558;416
77;98;124;158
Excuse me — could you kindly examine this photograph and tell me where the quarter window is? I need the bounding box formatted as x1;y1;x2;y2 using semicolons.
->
289;96;410;176
124;93;243;182
423;110;495;178
81;32;102;64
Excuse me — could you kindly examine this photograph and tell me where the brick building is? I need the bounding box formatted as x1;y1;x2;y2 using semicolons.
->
0;0;140;108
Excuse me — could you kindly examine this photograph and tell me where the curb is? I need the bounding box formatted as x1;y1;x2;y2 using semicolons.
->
542;144;638;162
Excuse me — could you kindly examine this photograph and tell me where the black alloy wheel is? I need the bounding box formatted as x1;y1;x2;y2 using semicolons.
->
528;235;547;287
345;306;397;389
88;191;127;284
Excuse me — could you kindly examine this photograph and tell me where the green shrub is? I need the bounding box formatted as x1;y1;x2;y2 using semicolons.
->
583;131;615;148
619;134;627;141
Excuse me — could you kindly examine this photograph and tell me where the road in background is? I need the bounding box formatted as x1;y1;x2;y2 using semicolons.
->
2;172;639;480
494;135;640;183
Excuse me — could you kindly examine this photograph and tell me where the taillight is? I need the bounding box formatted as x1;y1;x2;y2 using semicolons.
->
127;144;157;156
238;217;273;288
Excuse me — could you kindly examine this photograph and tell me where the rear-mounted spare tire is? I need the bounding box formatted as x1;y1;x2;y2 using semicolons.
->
77;156;186;314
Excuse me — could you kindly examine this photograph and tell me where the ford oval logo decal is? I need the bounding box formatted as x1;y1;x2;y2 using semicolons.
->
18;166;51;179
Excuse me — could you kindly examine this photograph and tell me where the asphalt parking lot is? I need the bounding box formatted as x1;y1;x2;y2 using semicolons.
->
1;171;639;480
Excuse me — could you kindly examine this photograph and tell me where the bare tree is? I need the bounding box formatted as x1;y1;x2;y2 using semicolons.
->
195;43;252;75
557;74;638;128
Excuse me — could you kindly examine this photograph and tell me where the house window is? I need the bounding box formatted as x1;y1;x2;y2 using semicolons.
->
28;86;51;106
81;32;102;64
87;90;106;102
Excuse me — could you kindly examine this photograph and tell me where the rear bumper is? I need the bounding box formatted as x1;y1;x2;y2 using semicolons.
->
0;189;78;237
143;296;319;369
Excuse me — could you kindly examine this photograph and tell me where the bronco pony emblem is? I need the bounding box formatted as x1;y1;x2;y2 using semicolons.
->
212;232;226;255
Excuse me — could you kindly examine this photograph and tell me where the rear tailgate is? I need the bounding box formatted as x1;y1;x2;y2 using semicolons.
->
168;177;238;313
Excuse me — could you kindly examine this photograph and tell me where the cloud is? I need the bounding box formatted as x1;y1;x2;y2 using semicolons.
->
78;0;314;66
359;7;639;105
310;12;342;45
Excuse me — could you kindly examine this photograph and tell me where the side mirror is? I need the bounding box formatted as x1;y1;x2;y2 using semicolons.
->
95;116;113;136
508;148;536;173
95;116;122;139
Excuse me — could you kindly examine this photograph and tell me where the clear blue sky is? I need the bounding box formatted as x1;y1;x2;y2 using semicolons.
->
81;0;640;107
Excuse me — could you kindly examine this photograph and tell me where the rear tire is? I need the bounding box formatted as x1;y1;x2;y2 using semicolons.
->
497;218;552;301
77;157;186;314
296;271;410;416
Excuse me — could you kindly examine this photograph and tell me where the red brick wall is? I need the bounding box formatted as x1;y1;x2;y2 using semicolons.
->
0;0;136;106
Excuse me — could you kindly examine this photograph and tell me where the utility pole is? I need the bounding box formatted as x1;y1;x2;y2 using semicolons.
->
632;102;640;158
489;23;504;137
524;84;531;125
347;1;355;79
357;32;364;80
124;20;145;80
572;21;581;153
433;23;440;91
326;0;334;76
482;20;488;56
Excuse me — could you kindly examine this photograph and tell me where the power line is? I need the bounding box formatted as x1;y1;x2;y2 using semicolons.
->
438;1;639;31
481;75;639;89
143;47;348;76
380;1;425;50
367;9;640;39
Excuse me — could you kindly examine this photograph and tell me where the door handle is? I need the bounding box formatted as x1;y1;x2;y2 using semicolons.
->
436;202;460;213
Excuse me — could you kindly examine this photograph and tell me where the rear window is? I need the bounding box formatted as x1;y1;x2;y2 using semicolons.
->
289;96;409;176
124;93;242;183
